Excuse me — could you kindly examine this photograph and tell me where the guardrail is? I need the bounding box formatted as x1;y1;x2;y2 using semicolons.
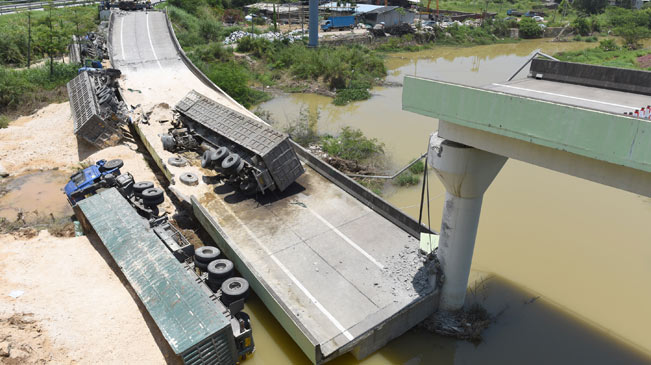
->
0;0;99;14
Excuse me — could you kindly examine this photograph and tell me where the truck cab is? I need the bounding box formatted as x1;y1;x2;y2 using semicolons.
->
64;159;124;204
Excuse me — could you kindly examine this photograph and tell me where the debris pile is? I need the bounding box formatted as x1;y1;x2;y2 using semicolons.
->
69;32;109;65
223;29;307;45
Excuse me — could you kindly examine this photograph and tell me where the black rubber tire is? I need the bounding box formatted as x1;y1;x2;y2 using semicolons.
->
214;147;230;165
161;134;176;151
98;92;112;105
100;159;124;172
133;181;154;195
221;153;241;174
179;172;199;186
141;188;164;205
221;277;250;305
201;150;215;169
207;259;234;283
195;246;220;264
167;156;187;167
194;256;209;273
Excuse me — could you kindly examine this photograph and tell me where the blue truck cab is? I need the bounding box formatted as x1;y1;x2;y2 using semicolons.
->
64;159;124;204
321;16;356;31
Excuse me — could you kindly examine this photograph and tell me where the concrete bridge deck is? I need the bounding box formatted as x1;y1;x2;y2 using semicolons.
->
110;10;438;364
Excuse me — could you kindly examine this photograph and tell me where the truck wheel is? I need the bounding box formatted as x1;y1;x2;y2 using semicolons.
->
201;150;215;169
207;259;234;284
100;159;124;172
213;147;230;166
194;256;209;273
195;246;220;264
167;156;187;167
221;277;249;305
179;172;199;186
141;188;164;205
133;181;154;196
161;134;176;151
221;153;242;175
98;93;112;105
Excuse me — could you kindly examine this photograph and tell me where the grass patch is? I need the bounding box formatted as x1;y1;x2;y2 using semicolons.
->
0;63;78;118
356;178;384;195
409;158;425;174
555;40;651;70
0;115;9;129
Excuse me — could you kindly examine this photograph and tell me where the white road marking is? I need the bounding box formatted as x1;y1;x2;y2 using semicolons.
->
120;17;125;60
214;198;354;341
492;83;637;109
307;207;385;270
145;13;163;69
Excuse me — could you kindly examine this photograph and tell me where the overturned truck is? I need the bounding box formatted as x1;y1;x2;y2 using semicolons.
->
67;69;130;148
162;90;304;195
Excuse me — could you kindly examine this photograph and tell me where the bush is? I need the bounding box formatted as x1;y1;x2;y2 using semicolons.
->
0;115;9;128
283;107;320;147
394;171;420;186
599;38;619;51
333;88;371;106
409;159;425;174
200;60;268;108
519;17;543;38
573;17;591;36
573;0;608;14
321;127;384;162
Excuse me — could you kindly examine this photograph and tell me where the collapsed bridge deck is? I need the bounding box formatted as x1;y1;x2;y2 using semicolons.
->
109;9;440;364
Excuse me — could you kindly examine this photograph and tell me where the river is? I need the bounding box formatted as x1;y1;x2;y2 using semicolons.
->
249;39;651;364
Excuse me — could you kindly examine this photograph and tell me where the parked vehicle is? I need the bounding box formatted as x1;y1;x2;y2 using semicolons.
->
532;15;544;22
321;16;356;31
506;9;523;16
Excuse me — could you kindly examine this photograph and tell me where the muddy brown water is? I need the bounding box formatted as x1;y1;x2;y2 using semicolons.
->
0;170;72;223
254;39;651;363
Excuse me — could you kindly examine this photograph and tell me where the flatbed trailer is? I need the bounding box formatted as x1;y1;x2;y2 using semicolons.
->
74;188;253;364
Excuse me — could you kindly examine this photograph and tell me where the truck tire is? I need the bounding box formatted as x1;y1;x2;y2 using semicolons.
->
201;150;215;169
194;256;209;273
221;153;243;175
133;181;154;196
141;188;164;205
161;134;176;151
207;259;234;284
179;172;198;186
213;147;230;167
195;246;220;264
221;277;250;305
100;159;124;172
167;156;187;167
98;92;112;105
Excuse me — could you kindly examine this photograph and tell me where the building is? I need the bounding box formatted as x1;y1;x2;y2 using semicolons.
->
360;6;416;26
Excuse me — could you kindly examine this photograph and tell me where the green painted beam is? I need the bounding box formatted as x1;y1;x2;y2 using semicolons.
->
402;76;651;174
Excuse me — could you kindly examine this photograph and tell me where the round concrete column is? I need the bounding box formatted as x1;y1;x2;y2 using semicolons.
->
428;133;507;311
308;0;318;47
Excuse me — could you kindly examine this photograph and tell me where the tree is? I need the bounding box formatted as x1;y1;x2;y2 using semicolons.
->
615;24;649;49
35;2;67;76
572;17;591;35
573;0;608;14
559;0;571;22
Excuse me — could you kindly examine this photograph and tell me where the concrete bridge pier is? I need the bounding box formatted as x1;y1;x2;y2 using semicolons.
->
428;133;507;311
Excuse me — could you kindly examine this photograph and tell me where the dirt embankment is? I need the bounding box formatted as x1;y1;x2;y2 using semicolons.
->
0;101;175;363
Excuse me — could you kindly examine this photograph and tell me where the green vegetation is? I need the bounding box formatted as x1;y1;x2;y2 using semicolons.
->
0;63;78;119
321;127;384;162
409;159;425;175
394;171;420;186
0;6;98;67
518;17;543;38
556;39;651;69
